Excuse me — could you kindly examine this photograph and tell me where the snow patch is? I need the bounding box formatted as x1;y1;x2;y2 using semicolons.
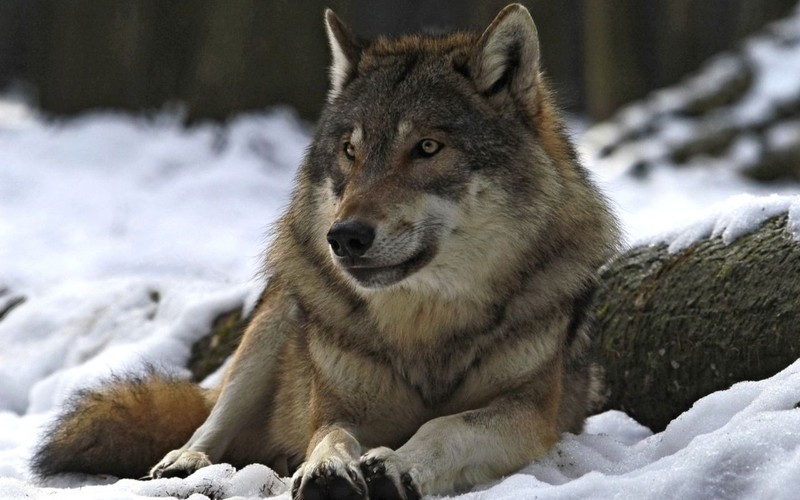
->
0;278;255;415
0;108;303;293
461;359;800;500
581;4;800;189
644;193;800;252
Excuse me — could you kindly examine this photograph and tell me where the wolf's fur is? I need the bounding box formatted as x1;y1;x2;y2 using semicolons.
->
32;5;619;499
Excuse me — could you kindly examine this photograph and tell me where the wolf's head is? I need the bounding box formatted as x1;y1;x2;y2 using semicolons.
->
298;4;591;296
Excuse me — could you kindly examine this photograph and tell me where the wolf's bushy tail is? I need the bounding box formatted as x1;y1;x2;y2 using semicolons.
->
32;372;214;479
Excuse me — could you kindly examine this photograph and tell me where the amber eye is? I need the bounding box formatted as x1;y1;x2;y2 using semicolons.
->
343;142;356;161
415;139;443;158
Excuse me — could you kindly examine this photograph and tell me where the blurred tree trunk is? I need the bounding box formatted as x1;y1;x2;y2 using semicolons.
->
0;1;30;89
26;1;207;115
182;0;355;122
24;0;353;121
10;0;799;122
583;0;797;120
594;215;800;431
28;1;146;113
583;0;650;120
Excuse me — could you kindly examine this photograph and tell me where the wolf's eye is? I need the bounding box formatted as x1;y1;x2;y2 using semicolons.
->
415;139;443;158
343;142;356;161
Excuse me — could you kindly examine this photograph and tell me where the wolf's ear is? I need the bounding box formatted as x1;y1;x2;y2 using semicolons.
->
324;9;361;101
470;4;540;107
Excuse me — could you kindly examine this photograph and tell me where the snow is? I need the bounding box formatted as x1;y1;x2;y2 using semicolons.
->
463;362;800;499
738;26;800;126
0;463;288;499
581;2;800;186
591;155;800;245
1;278;256;415
647;193;800;253
2;8;800;495
0;107;302;291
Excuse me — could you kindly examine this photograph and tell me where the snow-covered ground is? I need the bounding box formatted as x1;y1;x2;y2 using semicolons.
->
2;8;800;495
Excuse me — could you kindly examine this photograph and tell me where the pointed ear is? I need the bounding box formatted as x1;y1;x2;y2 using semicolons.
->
470;4;540;106
324;9;361;101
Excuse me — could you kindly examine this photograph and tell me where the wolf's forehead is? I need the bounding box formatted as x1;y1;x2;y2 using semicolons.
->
358;34;474;90
334;41;479;135
351;94;458;140
359;56;445;95
350;64;469;121
363;32;477;65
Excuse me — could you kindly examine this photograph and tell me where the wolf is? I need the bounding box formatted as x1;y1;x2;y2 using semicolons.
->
32;4;619;499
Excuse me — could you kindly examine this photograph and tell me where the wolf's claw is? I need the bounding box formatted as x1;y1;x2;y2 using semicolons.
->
360;448;421;500
292;457;367;500
148;449;211;479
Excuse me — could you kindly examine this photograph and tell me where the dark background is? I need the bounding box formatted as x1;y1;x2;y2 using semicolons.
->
0;0;796;123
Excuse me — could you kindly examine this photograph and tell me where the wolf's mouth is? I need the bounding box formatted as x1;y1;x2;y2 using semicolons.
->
336;247;436;289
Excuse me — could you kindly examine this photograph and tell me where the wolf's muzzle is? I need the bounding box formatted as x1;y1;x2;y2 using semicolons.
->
327;220;375;258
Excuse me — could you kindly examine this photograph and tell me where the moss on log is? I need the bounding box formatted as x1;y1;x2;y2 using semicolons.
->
188;306;246;382
595;215;800;431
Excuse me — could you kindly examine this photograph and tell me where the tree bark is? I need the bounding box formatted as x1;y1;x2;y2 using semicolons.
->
594;215;800;431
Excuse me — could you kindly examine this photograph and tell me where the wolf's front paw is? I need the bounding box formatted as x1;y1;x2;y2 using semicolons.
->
360;447;420;500
291;456;367;500
148;449;211;479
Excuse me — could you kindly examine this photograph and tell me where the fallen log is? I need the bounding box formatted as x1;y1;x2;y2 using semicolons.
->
595;214;800;431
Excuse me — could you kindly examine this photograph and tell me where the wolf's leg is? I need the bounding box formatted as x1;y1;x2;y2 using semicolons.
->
149;290;298;479
147;357;272;478
291;425;368;500
360;381;560;498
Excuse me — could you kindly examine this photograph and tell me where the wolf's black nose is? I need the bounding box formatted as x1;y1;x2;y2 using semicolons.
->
327;220;375;258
